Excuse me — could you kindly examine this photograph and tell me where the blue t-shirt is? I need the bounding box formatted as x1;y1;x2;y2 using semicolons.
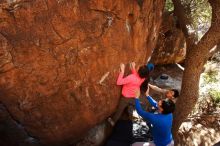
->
135;96;173;146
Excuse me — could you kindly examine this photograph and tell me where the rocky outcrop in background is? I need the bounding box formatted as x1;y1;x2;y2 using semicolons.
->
0;0;164;145
150;12;186;64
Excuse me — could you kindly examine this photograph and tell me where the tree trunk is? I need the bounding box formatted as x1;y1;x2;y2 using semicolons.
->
172;0;190;37
172;0;220;143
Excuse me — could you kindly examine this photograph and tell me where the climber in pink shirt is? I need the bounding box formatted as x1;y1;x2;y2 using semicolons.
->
108;62;154;126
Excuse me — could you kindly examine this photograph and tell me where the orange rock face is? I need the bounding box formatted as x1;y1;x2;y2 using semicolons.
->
151;12;186;65
0;0;164;145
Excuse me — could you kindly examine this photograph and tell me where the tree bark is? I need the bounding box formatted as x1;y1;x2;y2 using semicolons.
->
172;0;197;51
172;0;220;143
172;0;190;37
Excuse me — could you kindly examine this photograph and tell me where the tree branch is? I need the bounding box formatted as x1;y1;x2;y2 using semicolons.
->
172;0;190;37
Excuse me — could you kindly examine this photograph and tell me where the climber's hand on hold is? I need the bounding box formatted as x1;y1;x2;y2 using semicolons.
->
120;63;125;73
130;62;136;70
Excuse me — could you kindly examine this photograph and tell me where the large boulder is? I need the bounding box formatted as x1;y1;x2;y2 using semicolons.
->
150;12;186;64
0;0;164;145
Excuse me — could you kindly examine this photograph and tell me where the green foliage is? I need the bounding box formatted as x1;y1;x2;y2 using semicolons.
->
209;89;220;105
203;70;218;83
165;0;174;12
165;0;212;39
180;0;212;38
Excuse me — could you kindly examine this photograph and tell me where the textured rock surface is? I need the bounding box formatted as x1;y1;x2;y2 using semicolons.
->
0;0;164;145
150;12;186;65
0;103;42;146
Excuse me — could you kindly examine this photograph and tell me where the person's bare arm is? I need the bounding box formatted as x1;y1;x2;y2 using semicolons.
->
148;84;167;94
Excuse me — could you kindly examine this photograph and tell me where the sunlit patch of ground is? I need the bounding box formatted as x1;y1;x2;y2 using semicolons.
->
178;114;220;146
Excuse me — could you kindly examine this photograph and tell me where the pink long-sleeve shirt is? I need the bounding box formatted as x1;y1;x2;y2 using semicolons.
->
117;69;145;98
